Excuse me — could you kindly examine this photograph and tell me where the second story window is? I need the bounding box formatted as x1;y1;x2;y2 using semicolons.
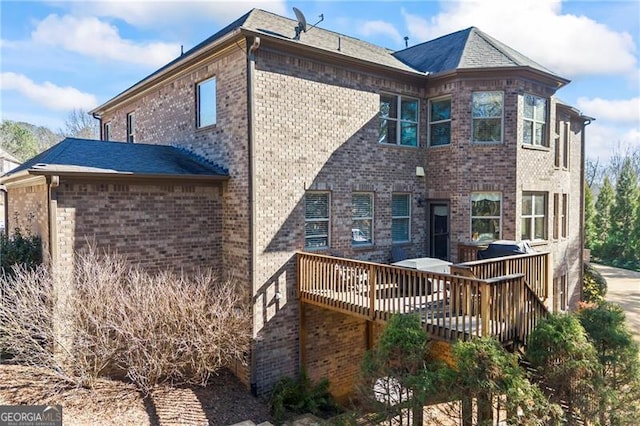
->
305;192;330;249
392;193;411;243
429;97;451;146
352;192;373;246
472;91;503;143
471;192;501;242
103;122;111;141
521;192;547;241
379;94;418;147
523;94;547;146
196;77;217;128
126;113;135;143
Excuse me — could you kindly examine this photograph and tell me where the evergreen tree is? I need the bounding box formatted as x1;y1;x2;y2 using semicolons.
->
578;302;640;425
593;176;615;257
584;183;597;250
608;158;639;266
0;120;40;161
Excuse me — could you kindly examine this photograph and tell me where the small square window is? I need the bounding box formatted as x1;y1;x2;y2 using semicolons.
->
197;77;217;128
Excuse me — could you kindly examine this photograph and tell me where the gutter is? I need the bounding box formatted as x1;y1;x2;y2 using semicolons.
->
579;115;594;302
247;35;260;396
92;112;102;140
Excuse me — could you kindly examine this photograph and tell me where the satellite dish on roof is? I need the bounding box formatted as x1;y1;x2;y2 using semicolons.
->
292;7;323;40
293;7;307;34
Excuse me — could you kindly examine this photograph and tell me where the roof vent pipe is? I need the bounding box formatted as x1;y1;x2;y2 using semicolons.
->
404;36;409;48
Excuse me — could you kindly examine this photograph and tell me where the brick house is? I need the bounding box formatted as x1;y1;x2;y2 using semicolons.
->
2;9;593;397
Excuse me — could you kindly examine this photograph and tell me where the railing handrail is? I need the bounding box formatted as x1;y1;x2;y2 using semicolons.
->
455;251;550;268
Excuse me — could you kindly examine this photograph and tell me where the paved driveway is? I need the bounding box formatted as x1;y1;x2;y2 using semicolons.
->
592;264;640;343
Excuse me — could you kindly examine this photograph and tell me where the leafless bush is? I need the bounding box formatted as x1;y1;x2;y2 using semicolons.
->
0;248;251;393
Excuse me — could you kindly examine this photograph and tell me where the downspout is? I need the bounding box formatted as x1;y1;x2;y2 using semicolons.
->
48;176;60;267
0;185;7;237
579;116;593;303
247;35;260;396
92;112;102;140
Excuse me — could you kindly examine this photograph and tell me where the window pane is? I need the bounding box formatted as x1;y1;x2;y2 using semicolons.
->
431;99;451;121
472;218;499;241
523;122;532;145
305;236;328;249
392;194;410;217
534;98;546;121
472;195;500;216
305;221;328;237
472;92;503;118
379;119;397;144
380;95;397;118
430;122;451;146
473;118;501;142
534;217;545;239
352;193;372;217
534;123;545;145
400;123;417;146
522;195;532;215
305;193;328;219
353;220;372;245
534;195;545;214
521;218;531;240
401;99;418;122
524;95;535;119
392;218;409;242
198;78;216;127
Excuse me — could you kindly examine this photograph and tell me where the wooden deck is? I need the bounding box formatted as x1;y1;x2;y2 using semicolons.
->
297;251;550;345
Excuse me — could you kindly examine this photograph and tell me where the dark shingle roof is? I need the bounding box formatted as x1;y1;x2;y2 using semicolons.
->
3;138;228;179
393;27;562;78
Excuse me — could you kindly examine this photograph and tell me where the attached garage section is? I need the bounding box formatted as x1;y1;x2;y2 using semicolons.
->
1;138;228;274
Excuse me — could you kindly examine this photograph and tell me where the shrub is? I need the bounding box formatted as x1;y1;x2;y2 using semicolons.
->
583;262;607;303
0;247;251;392
270;369;339;423
0;226;42;274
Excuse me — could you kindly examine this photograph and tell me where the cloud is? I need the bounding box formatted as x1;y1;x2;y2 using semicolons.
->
401;0;637;77
357;20;402;42
0;72;98;111
31;14;180;67
65;0;287;28
585;122;640;161
577;97;640;124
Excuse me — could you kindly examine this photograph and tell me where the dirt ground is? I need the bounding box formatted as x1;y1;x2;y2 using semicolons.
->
0;364;273;425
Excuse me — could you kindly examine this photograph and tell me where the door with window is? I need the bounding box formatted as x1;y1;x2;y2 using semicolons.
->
430;203;449;260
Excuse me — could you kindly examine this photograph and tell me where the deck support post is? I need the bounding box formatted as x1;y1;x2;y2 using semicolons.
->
480;281;490;337
299;302;307;372
462;397;472;426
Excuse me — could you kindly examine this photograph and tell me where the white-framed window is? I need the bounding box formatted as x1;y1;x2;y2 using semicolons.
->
352;192;373;246
471;192;501;241
391;193;411;243
103;122;111;141
126;112;135;143
521;192;547;241
305;192;330;249
379;94;419;147
472;91;503;143
196;77;217;128
429;97;451;146
523;94;548;146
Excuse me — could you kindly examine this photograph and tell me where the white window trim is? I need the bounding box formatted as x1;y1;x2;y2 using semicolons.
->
522;93;548;147
471;91;504;144
352;192;374;247
196;77;217;129
392;193;411;244
470;192;502;241
379;93;420;147
521;192;547;241
103;122;111;141
304;191;331;250
428;95;452;147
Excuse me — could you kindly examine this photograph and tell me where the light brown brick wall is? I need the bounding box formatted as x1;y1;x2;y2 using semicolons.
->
53;180;223;274
6;181;49;257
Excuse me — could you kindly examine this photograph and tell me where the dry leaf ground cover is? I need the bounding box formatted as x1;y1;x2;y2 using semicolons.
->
0;364;273;425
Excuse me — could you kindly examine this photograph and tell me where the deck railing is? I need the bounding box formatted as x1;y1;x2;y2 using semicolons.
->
297;252;548;344
453;251;551;301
